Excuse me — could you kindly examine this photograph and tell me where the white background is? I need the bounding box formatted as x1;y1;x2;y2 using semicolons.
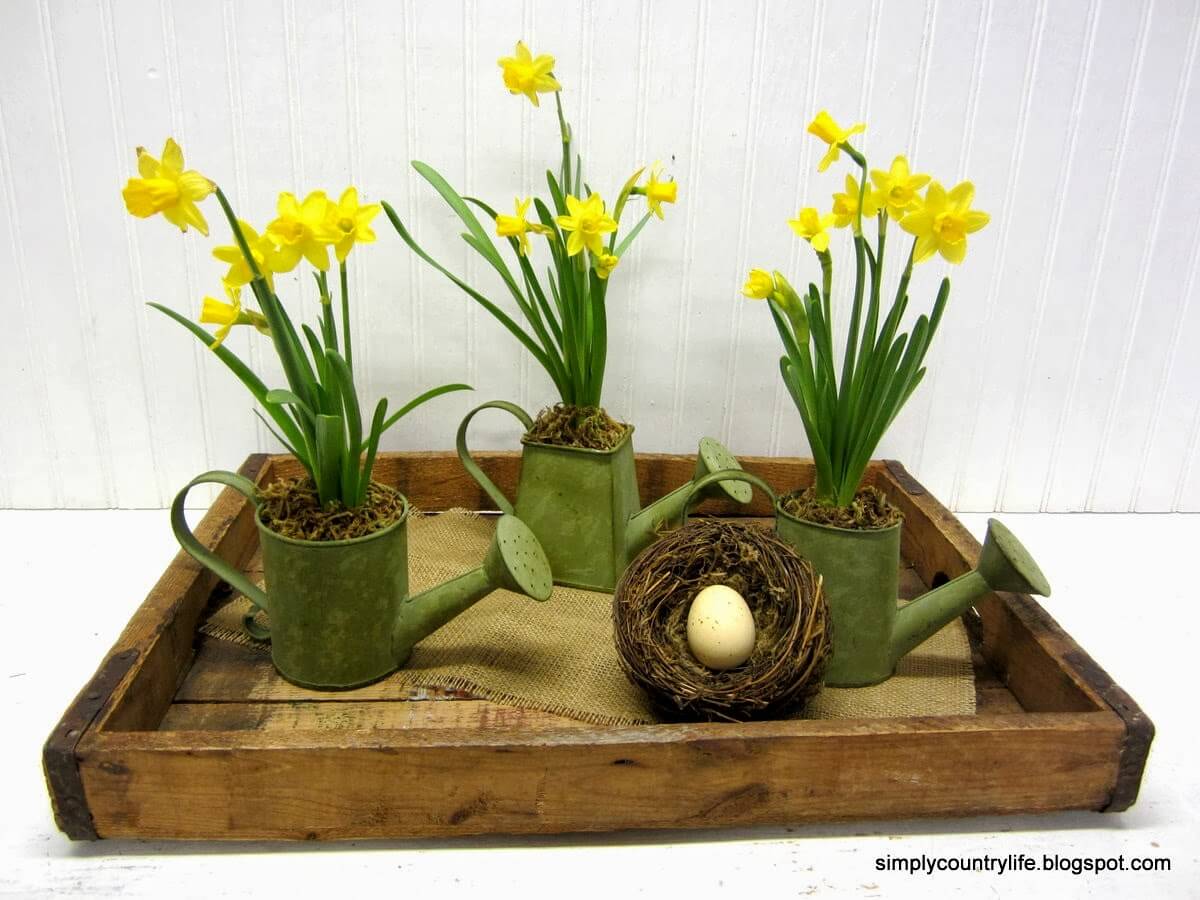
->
2;0;1199;512
4;3;1196;893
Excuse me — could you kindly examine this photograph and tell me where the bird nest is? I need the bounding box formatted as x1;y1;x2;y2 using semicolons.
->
612;519;831;722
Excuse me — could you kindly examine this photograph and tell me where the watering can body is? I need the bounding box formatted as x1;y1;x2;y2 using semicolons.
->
256;503;409;688
172;472;553;691
457;401;752;592
776;507;1051;687
775;513;901;686
513;429;642;591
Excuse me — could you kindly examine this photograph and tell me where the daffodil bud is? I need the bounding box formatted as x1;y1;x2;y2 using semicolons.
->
772;272;809;344
741;268;775;300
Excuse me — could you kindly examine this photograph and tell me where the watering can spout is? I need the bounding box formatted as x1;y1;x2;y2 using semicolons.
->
888;518;1051;666
391;515;553;665
625;437;753;559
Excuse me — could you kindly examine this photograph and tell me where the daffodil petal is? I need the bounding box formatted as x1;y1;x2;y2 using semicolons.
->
947;181;974;209
913;234;938;263
940;237;967;264
135;148;158;179
161;138;184;173
963;210;990;233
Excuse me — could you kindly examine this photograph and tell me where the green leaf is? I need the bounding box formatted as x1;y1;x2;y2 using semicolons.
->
375;382;473;438
613;210;654;257
148;302;306;453
314;414;346;507
545;170;568;216
253;409;304;464
411;161;498;265
326;351;363;502
518;254;563;347
265;389;316;426
382;202;558;378
611;165;647;229
300;325;328;391
357;398;388;506
412;163;529;305
780;357;835;494
461;231;535;316
251;283;319;409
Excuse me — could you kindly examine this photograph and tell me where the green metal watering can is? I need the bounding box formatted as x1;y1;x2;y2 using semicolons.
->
456;401;753;592
775;507;1052;687
171;471;553;690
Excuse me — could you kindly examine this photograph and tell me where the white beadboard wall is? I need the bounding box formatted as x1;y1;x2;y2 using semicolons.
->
1;0;1198;511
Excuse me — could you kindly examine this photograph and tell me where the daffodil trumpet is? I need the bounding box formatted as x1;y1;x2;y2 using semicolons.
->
125;140;471;510
748;112;989;508
384;41;676;410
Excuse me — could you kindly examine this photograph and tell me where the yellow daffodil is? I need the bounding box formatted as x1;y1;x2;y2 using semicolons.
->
870;155;931;219
742;268;775;299
787;207;836;253
900;181;990;264
495;197;552;255
320;187;380;263
268;191;334;271
831;173;881;231
555;193;618;257
594;252;619;280
213;220;289;288
121;138;214;235
198;283;270;349
498;41;561;107
807;111;866;172
643;163;678;219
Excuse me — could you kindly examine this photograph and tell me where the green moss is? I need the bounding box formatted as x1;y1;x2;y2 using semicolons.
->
779;484;902;531
257;478;405;541
523;404;630;451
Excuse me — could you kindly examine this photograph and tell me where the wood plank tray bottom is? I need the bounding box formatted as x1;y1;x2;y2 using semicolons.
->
44;454;1153;840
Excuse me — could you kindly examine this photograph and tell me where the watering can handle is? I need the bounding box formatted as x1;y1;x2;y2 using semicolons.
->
681;469;778;524
455;400;535;516
170;471;272;642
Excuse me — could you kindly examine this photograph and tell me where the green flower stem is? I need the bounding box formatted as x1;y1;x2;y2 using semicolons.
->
213;186;264;284
339;261;353;372
817;249;833;324
314;270;338;350
554;88;572;198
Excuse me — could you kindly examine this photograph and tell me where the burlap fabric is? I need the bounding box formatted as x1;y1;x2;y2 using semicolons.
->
202;509;975;724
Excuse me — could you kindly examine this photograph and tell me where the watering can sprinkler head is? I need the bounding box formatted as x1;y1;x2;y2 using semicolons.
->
392;514;553;665
693;438;754;505
482;513;555;601
888;518;1051;671
976;518;1051;597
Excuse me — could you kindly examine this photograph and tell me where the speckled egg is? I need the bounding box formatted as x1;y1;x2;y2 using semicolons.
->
685;584;756;670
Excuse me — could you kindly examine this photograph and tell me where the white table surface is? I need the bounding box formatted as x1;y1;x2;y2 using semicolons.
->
2;510;1196;899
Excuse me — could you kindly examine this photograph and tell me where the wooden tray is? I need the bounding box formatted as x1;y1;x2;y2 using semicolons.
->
43;453;1153;840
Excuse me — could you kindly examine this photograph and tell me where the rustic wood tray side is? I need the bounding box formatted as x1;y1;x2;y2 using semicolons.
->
43;454;1152;841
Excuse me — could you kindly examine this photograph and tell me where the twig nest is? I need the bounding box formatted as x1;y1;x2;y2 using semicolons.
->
612;519;831;722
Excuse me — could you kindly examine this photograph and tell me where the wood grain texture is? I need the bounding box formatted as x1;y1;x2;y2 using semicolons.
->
2;0;1199;511
159;699;591;732
95;454;272;733
45;452;1152;839
76;713;1124;840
